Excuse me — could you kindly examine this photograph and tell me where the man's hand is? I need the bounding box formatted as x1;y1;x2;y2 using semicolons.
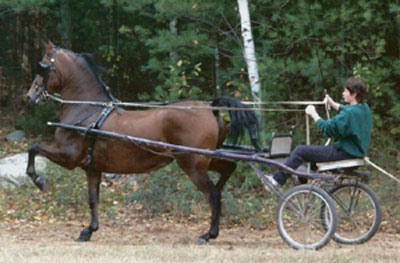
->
324;94;340;111
305;105;321;122
305;105;316;115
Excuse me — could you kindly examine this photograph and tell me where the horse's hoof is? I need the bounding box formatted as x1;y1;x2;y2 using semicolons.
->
196;237;208;245
76;237;90;242
34;176;48;192
76;228;92;242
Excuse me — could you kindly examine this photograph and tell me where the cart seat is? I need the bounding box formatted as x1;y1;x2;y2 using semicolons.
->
259;133;292;158
221;133;292;158
316;158;366;172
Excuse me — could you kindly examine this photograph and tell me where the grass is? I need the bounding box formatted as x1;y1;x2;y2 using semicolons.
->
0;159;280;229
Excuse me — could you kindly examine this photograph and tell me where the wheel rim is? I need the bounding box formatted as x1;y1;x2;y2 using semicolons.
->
330;185;379;243
278;189;335;249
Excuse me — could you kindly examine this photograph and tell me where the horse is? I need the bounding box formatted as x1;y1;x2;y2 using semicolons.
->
26;41;260;244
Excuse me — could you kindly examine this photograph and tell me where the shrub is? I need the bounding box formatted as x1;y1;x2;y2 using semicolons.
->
17;103;58;137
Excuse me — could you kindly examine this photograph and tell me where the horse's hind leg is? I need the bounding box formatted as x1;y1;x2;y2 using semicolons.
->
208;158;236;191
77;170;101;242
197;184;221;244
176;156;222;244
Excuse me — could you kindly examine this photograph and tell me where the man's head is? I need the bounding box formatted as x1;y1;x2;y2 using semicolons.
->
343;77;367;104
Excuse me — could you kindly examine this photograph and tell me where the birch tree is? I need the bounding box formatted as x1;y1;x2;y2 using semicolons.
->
237;0;261;102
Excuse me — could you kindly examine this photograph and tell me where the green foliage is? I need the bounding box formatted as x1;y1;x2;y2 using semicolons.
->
140;59;204;101
0;163;87;223
0;0;55;12
16;103;58;136
127;162;277;227
127;164;205;218
0;162;130;223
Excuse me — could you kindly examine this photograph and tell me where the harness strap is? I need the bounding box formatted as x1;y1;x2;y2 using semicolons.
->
84;106;115;170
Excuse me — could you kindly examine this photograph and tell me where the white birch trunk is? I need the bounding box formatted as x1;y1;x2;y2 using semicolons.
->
169;17;178;62
237;0;261;101
215;46;221;96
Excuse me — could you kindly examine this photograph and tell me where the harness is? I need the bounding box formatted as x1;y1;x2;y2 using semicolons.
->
83;105;115;170
36;47;120;171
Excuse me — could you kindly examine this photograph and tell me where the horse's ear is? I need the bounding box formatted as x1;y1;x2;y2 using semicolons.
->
47;40;55;48
40;39;47;50
41;40;55;52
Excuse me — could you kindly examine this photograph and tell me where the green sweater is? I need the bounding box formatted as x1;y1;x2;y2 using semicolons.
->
316;103;372;158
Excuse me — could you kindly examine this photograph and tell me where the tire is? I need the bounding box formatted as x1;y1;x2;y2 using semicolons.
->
326;183;381;244
276;185;337;250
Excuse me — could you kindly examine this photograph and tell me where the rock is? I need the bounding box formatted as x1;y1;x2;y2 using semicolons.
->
5;130;25;142
104;173;122;180
0;153;49;189
102;173;149;188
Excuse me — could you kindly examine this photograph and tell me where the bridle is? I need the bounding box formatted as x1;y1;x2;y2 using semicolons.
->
34;48;59;100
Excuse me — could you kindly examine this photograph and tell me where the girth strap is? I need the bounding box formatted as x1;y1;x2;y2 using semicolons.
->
84;105;115;170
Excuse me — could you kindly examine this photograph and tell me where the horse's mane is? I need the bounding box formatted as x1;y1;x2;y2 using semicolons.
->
77;52;115;101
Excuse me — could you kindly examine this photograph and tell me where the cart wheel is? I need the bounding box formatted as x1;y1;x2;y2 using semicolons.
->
324;182;381;244
276;185;337;250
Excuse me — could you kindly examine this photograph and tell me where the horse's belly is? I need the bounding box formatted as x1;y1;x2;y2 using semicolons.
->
92;140;174;173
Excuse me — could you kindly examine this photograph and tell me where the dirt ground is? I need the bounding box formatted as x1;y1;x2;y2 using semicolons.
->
1;215;400;263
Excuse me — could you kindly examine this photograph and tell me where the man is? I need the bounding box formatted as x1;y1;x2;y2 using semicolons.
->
269;77;372;186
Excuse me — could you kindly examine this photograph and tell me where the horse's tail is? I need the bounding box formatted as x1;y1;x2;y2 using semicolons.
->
211;96;261;151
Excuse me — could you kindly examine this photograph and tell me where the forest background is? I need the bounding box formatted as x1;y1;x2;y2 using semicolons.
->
1;0;400;231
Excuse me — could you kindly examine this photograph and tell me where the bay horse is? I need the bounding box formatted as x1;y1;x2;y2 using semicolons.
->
26;41;260;244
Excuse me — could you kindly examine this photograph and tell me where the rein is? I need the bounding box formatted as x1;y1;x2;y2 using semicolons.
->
45;92;328;113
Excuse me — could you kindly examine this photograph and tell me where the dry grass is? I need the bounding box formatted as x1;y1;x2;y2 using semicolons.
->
1;219;399;263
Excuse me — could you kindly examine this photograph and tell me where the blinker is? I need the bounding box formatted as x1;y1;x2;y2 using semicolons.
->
37;61;50;77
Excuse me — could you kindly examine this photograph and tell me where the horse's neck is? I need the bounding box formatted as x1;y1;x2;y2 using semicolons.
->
59;74;110;124
61;77;109;102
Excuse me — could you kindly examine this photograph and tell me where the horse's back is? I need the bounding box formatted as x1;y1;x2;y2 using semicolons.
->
157;101;219;148
92;101;220;173
105;101;219;147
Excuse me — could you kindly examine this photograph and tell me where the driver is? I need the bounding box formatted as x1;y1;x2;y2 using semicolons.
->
269;76;372;186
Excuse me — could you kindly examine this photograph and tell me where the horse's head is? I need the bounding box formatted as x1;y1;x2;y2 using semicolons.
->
27;41;64;105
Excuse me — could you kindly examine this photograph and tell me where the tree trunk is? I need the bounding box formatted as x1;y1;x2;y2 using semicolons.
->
169;17;178;62
237;0;261;101
112;0;121;98
237;0;263;138
60;0;72;49
397;0;400;58
214;45;221;96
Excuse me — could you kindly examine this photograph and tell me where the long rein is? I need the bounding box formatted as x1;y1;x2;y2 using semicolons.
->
45;92;331;158
45;92;400;183
45;92;329;113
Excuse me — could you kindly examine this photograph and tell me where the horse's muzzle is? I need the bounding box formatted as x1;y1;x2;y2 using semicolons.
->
26;93;45;105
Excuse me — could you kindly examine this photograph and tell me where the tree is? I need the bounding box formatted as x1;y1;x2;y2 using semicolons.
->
237;0;261;102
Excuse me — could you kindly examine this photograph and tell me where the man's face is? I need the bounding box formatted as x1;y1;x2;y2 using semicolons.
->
342;88;358;105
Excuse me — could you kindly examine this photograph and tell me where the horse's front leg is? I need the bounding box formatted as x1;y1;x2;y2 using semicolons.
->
26;145;48;191
26;143;84;192
77;171;101;242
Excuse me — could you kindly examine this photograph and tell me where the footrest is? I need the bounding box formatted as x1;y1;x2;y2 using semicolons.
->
317;159;366;172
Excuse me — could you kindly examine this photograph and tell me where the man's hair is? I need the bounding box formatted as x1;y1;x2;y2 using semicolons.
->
344;77;367;104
